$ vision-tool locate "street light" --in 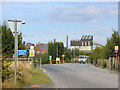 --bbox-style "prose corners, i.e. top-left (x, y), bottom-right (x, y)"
top-left (7, 19), bottom-right (25, 84)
